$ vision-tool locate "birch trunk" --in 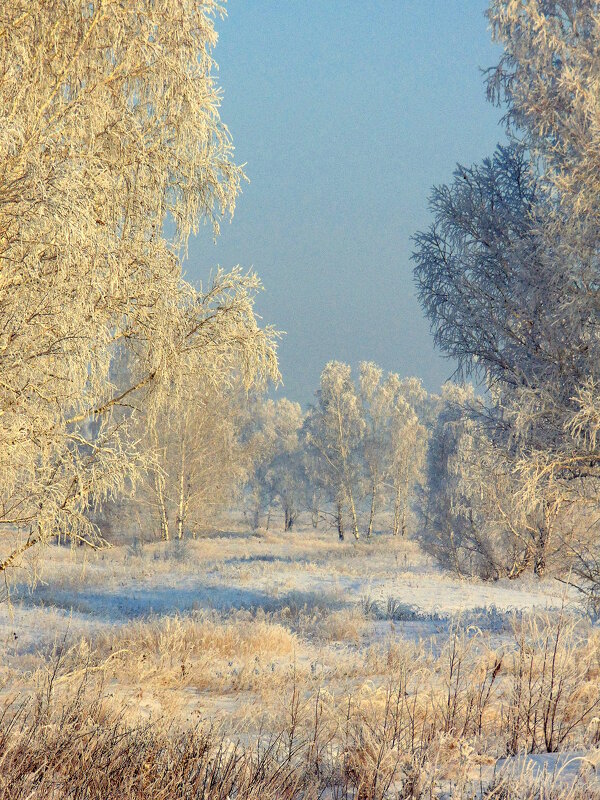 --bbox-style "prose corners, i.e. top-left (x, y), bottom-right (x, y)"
top-left (347, 489), bottom-right (360, 540)
top-left (366, 481), bottom-right (377, 538)
top-left (392, 462), bottom-right (409, 537)
top-left (154, 469), bottom-right (170, 542)
top-left (336, 499), bottom-right (345, 541)
top-left (176, 434), bottom-right (187, 540)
